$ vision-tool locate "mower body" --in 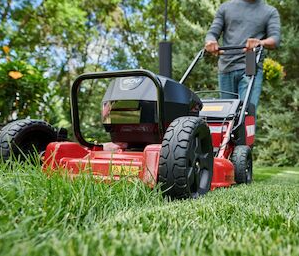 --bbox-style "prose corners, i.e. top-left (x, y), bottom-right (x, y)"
top-left (44, 72), bottom-right (207, 187)
top-left (43, 98), bottom-right (255, 190)
top-left (42, 69), bottom-right (256, 191)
